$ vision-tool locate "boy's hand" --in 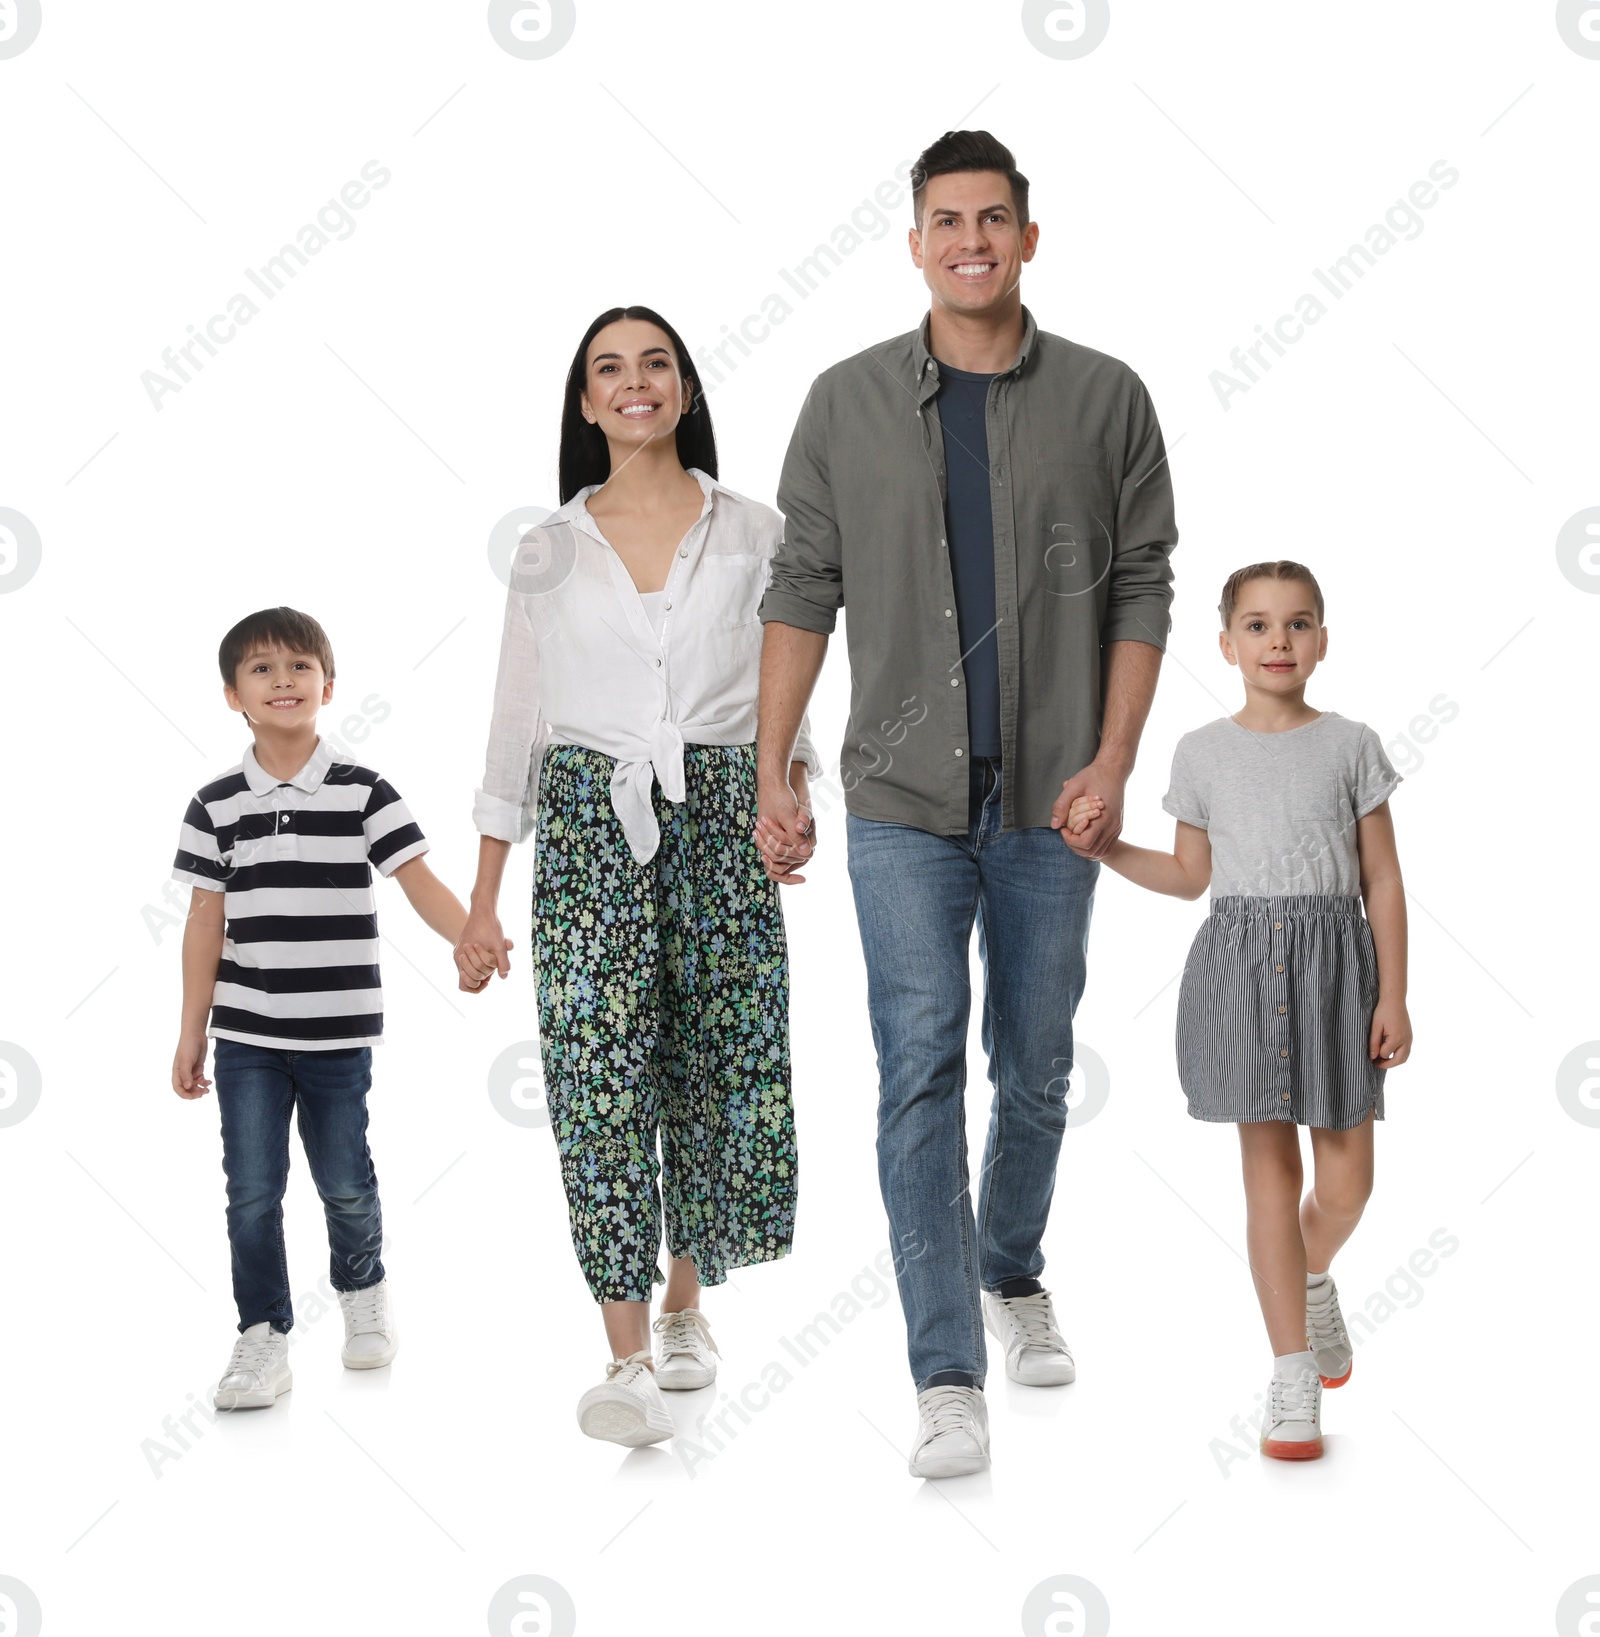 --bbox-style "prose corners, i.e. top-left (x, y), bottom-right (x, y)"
top-left (172, 1034), bottom-right (212, 1099)
top-left (1065, 795), bottom-right (1104, 835)
top-left (1370, 998), bottom-right (1412, 1069)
